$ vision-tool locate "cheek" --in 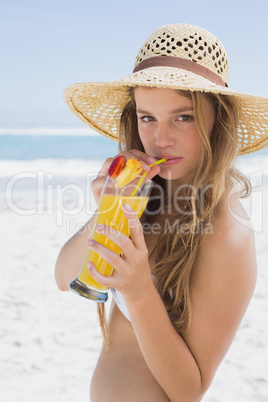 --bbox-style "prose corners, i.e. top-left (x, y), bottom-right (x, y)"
top-left (182, 131), bottom-right (202, 156)
top-left (137, 126), bottom-right (151, 150)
